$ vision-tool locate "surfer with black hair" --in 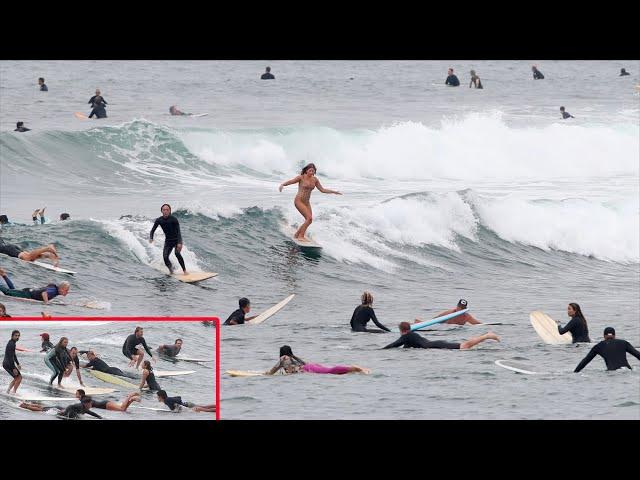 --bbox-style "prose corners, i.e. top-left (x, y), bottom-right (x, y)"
top-left (261, 66), bottom-right (275, 80)
top-left (39, 333), bottom-right (54, 352)
top-left (156, 390), bottom-right (216, 412)
top-left (560, 106), bottom-right (574, 119)
top-left (80, 350), bottom-right (137, 378)
top-left (350, 291), bottom-right (391, 333)
top-left (532, 65), bottom-right (544, 80)
top-left (619, 68), bottom-right (630, 76)
top-left (60, 213), bottom-right (70, 220)
top-left (38, 77), bottom-right (48, 91)
top-left (157, 339), bottom-right (183, 357)
top-left (3, 330), bottom-right (22, 394)
top-left (139, 360), bottom-right (162, 391)
top-left (0, 303), bottom-right (10, 318)
top-left (426, 299), bottom-right (482, 325)
top-left (279, 163), bottom-right (342, 241)
top-left (122, 326), bottom-right (155, 369)
top-left (445, 68), bottom-right (460, 86)
top-left (555, 303), bottom-right (590, 343)
top-left (266, 345), bottom-right (370, 375)
top-left (383, 322), bottom-right (499, 350)
top-left (224, 297), bottom-right (257, 325)
top-left (0, 239), bottom-right (60, 266)
top-left (169, 105), bottom-right (189, 116)
top-left (574, 327), bottom-right (640, 372)
top-left (59, 395), bottom-right (103, 419)
top-left (149, 203), bottom-right (188, 275)
top-left (0, 268), bottom-right (70, 304)
top-left (14, 122), bottom-right (30, 132)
